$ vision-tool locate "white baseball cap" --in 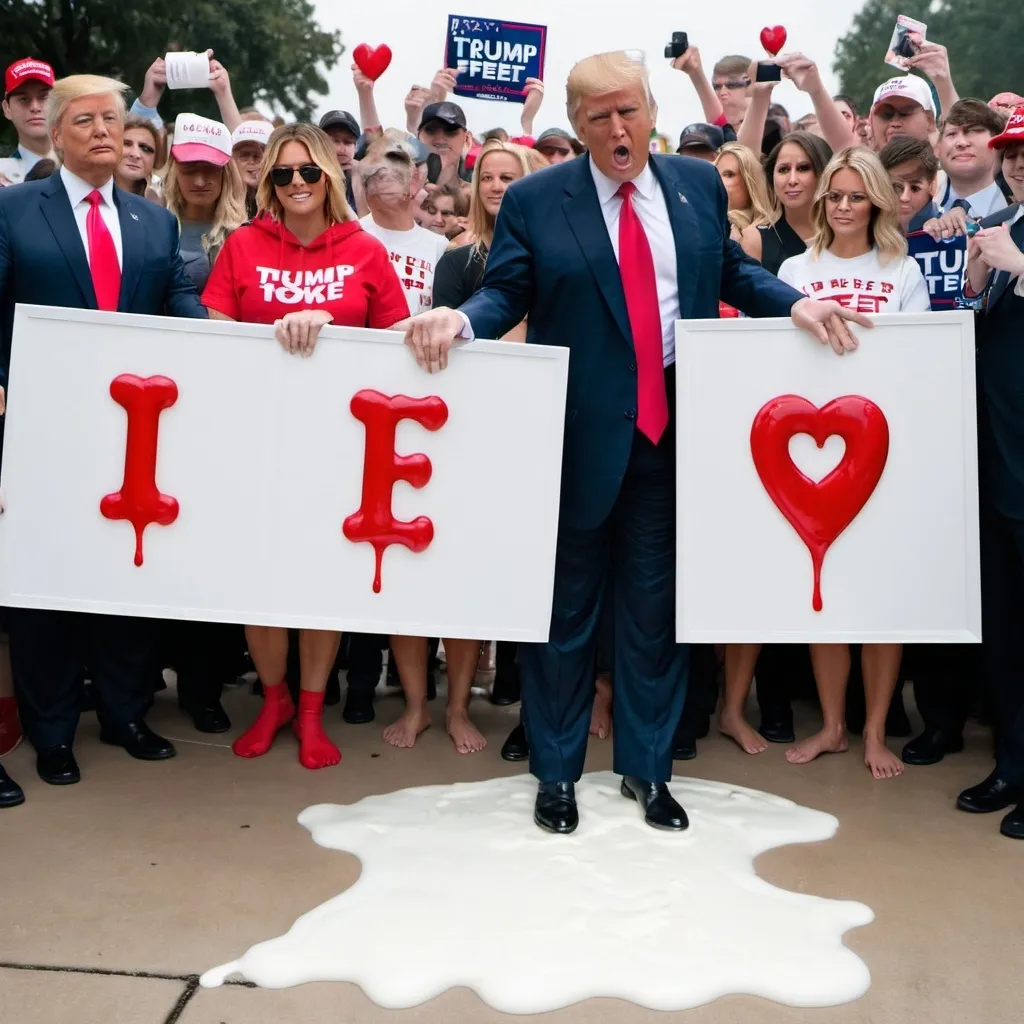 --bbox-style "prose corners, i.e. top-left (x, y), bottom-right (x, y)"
top-left (231, 120), bottom-right (274, 149)
top-left (871, 76), bottom-right (935, 115)
top-left (171, 113), bottom-right (232, 166)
